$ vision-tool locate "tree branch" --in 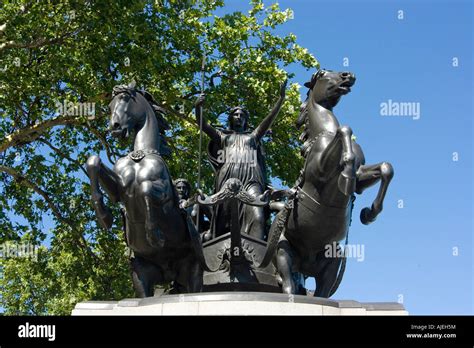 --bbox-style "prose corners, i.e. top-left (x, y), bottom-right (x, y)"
top-left (0, 30), bottom-right (79, 53)
top-left (1, 111), bottom-right (119, 168)
top-left (0, 164), bottom-right (99, 263)
top-left (38, 137), bottom-right (88, 177)
top-left (160, 103), bottom-right (195, 126)
top-left (0, 115), bottom-right (82, 154)
top-left (81, 124), bottom-right (118, 164)
top-left (0, 164), bottom-right (69, 223)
